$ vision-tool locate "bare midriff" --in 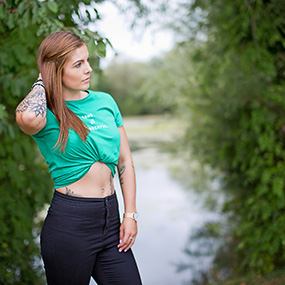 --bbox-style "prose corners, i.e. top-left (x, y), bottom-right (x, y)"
top-left (55, 161), bottom-right (115, 198)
